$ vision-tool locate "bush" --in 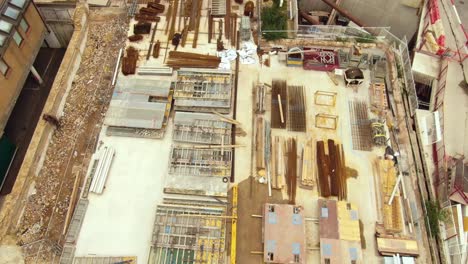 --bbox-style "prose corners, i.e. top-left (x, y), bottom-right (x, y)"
top-left (261, 1), bottom-right (288, 40)
top-left (425, 200), bottom-right (450, 238)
